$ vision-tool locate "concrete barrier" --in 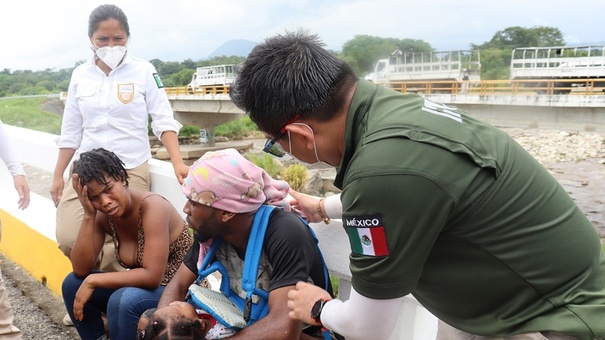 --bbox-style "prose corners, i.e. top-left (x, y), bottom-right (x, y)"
top-left (0, 124), bottom-right (438, 339)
